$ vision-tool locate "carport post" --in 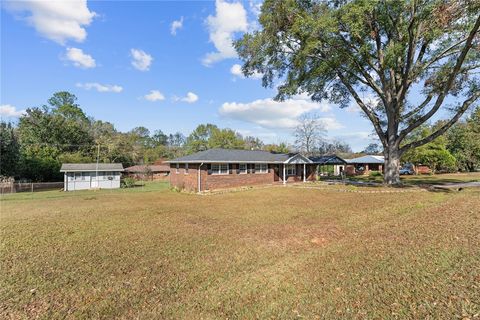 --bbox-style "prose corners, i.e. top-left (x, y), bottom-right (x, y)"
top-left (303, 164), bottom-right (306, 182)
top-left (283, 164), bottom-right (286, 185)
